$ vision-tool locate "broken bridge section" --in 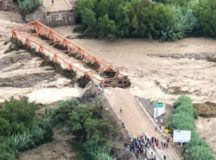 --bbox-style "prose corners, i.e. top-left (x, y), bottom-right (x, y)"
top-left (11, 20), bottom-right (130, 88)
